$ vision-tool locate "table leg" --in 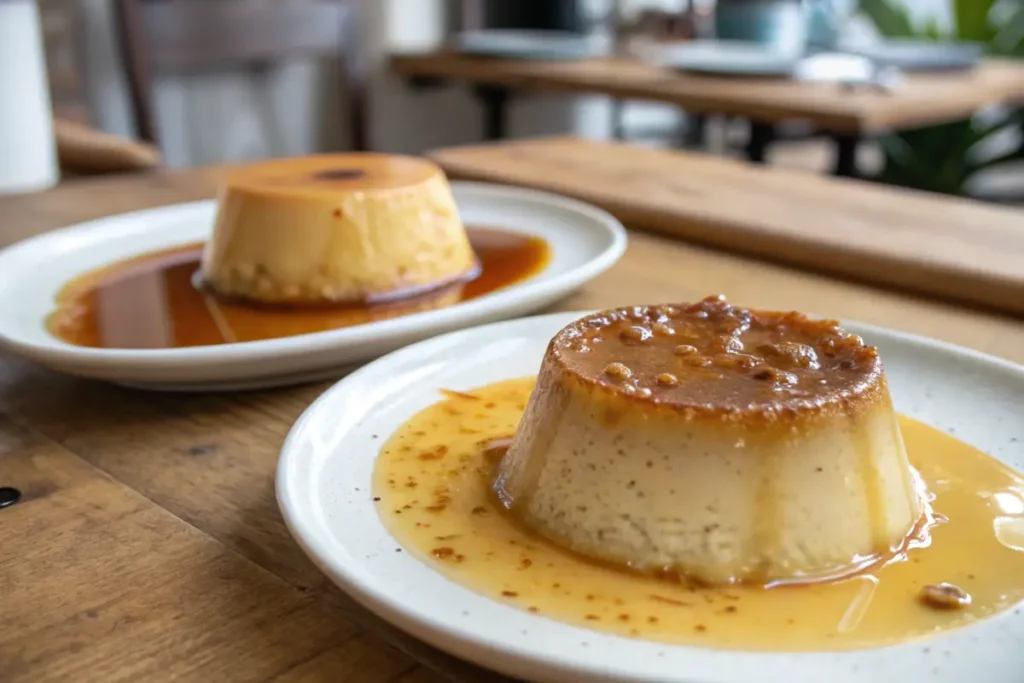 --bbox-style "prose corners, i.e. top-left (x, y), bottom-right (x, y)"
top-left (472, 85), bottom-right (511, 141)
top-left (611, 99), bottom-right (626, 141)
top-left (745, 122), bottom-right (775, 163)
top-left (681, 113), bottom-right (708, 149)
top-left (832, 134), bottom-right (860, 178)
